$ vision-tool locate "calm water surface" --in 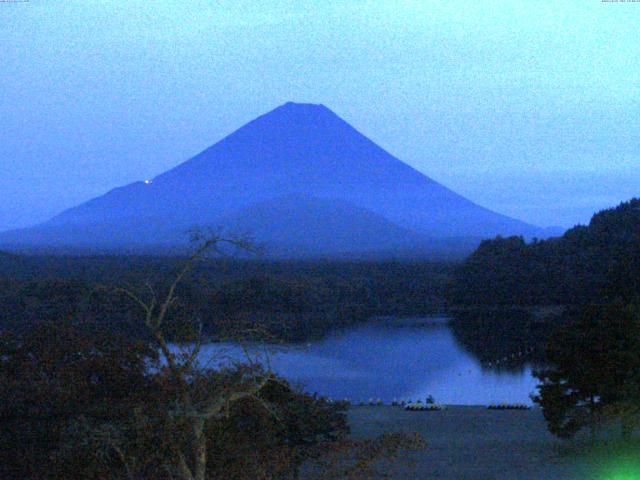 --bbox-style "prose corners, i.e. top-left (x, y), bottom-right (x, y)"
top-left (197, 317), bottom-right (539, 405)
